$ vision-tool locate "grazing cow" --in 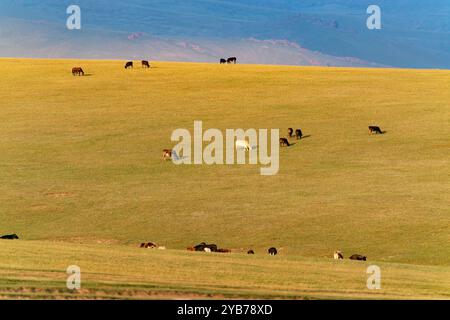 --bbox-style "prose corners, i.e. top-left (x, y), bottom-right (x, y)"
top-left (268, 247), bottom-right (278, 256)
top-left (227, 57), bottom-right (237, 64)
top-left (194, 242), bottom-right (218, 252)
top-left (236, 140), bottom-right (251, 151)
top-left (369, 126), bottom-right (383, 134)
top-left (142, 60), bottom-right (150, 68)
top-left (125, 61), bottom-right (133, 69)
top-left (349, 254), bottom-right (367, 261)
top-left (162, 149), bottom-right (172, 160)
top-left (288, 128), bottom-right (294, 138)
top-left (140, 242), bottom-right (157, 249)
top-left (295, 129), bottom-right (303, 140)
top-left (334, 251), bottom-right (344, 260)
top-left (247, 250), bottom-right (255, 255)
top-left (220, 59), bottom-right (227, 64)
top-left (0, 234), bottom-right (19, 240)
top-left (72, 67), bottom-right (84, 76)
top-left (279, 138), bottom-right (290, 147)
